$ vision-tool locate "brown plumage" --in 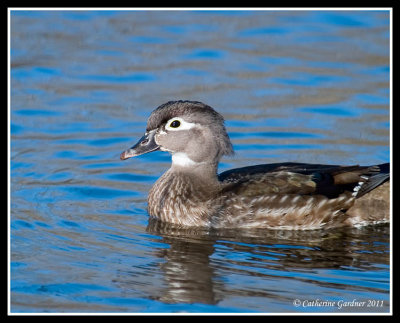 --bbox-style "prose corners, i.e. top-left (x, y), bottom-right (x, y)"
top-left (121, 100), bottom-right (390, 230)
